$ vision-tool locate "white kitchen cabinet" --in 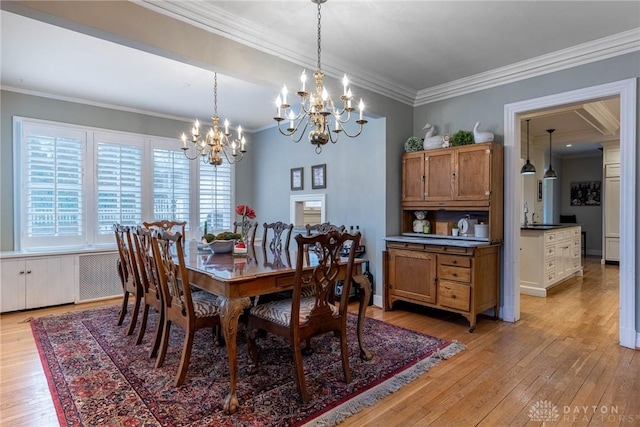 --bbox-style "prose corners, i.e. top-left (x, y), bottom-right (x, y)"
top-left (520, 226), bottom-right (583, 297)
top-left (602, 142), bottom-right (620, 262)
top-left (1, 256), bottom-right (76, 312)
